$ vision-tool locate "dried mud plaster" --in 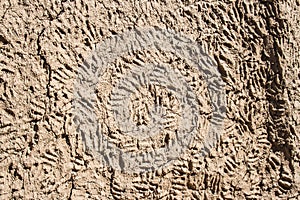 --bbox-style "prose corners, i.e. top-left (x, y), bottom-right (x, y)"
top-left (0, 0), bottom-right (299, 199)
